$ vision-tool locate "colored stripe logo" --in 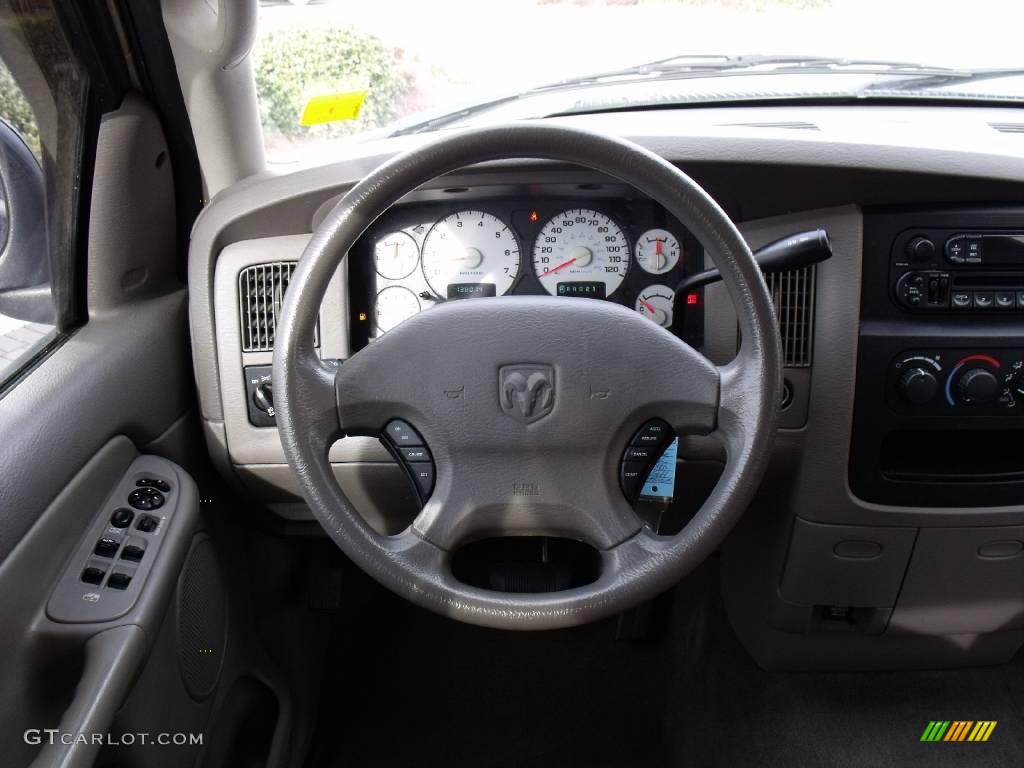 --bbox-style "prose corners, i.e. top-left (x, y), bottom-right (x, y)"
top-left (921, 721), bottom-right (997, 742)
